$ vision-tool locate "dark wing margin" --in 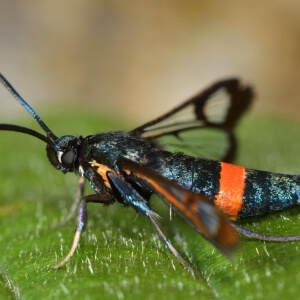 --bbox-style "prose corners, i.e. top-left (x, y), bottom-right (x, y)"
top-left (130, 78), bottom-right (253, 162)
top-left (119, 160), bottom-right (239, 257)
